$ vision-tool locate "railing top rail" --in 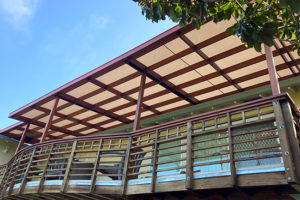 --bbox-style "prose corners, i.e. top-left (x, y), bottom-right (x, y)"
top-left (0, 93), bottom-right (296, 169)
top-left (131, 93), bottom-right (291, 136)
